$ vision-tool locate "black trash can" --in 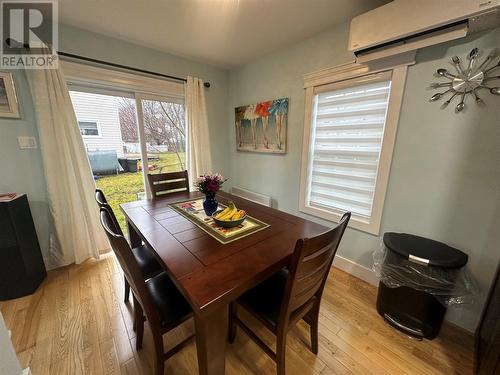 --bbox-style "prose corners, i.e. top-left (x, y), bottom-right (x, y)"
top-left (376, 232), bottom-right (468, 340)
top-left (125, 158), bottom-right (139, 173)
top-left (118, 158), bottom-right (129, 172)
top-left (118, 158), bottom-right (139, 173)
